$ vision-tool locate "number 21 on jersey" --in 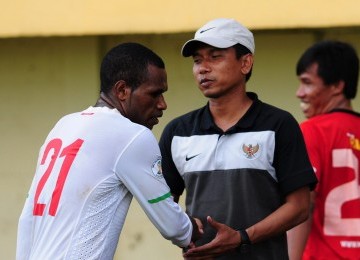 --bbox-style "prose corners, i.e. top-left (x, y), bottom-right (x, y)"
top-left (33, 138), bottom-right (84, 217)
